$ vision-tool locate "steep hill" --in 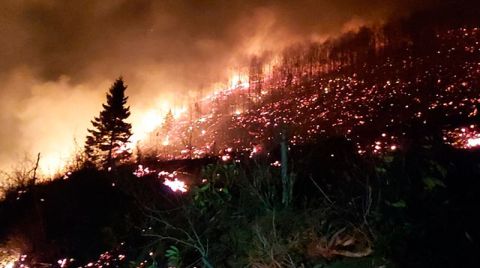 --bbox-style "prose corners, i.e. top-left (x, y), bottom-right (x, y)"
top-left (140, 18), bottom-right (480, 162)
